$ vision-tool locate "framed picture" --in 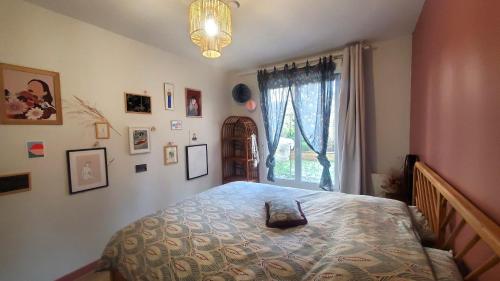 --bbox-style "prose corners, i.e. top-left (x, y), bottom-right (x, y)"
top-left (125, 93), bottom-right (151, 114)
top-left (95, 122), bottom-right (110, 139)
top-left (27, 141), bottom-right (45, 158)
top-left (186, 144), bottom-right (208, 180)
top-left (170, 120), bottom-right (182, 130)
top-left (66, 148), bottom-right (108, 194)
top-left (164, 145), bottom-right (178, 165)
top-left (185, 88), bottom-right (202, 117)
top-left (0, 172), bottom-right (31, 196)
top-left (164, 83), bottom-right (174, 110)
top-left (129, 127), bottom-right (151, 154)
top-left (0, 63), bottom-right (62, 125)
